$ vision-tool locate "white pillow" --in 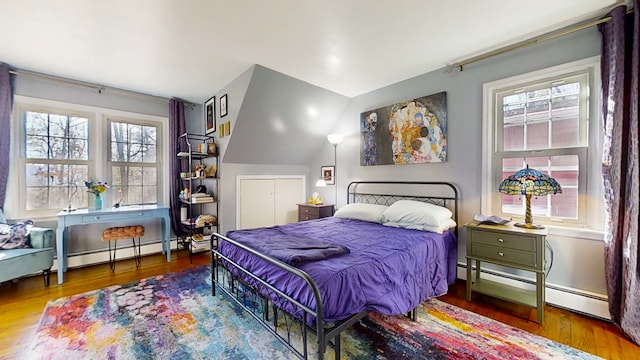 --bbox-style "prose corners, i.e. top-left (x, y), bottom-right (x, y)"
top-left (382, 200), bottom-right (453, 228)
top-left (334, 203), bottom-right (389, 223)
top-left (384, 218), bottom-right (457, 234)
